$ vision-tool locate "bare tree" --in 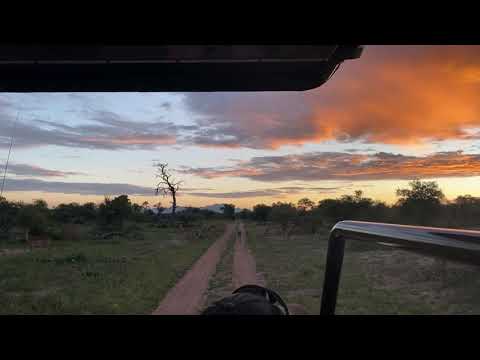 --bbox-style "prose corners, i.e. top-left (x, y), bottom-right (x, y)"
top-left (154, 163), bottom-right (182, 216)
